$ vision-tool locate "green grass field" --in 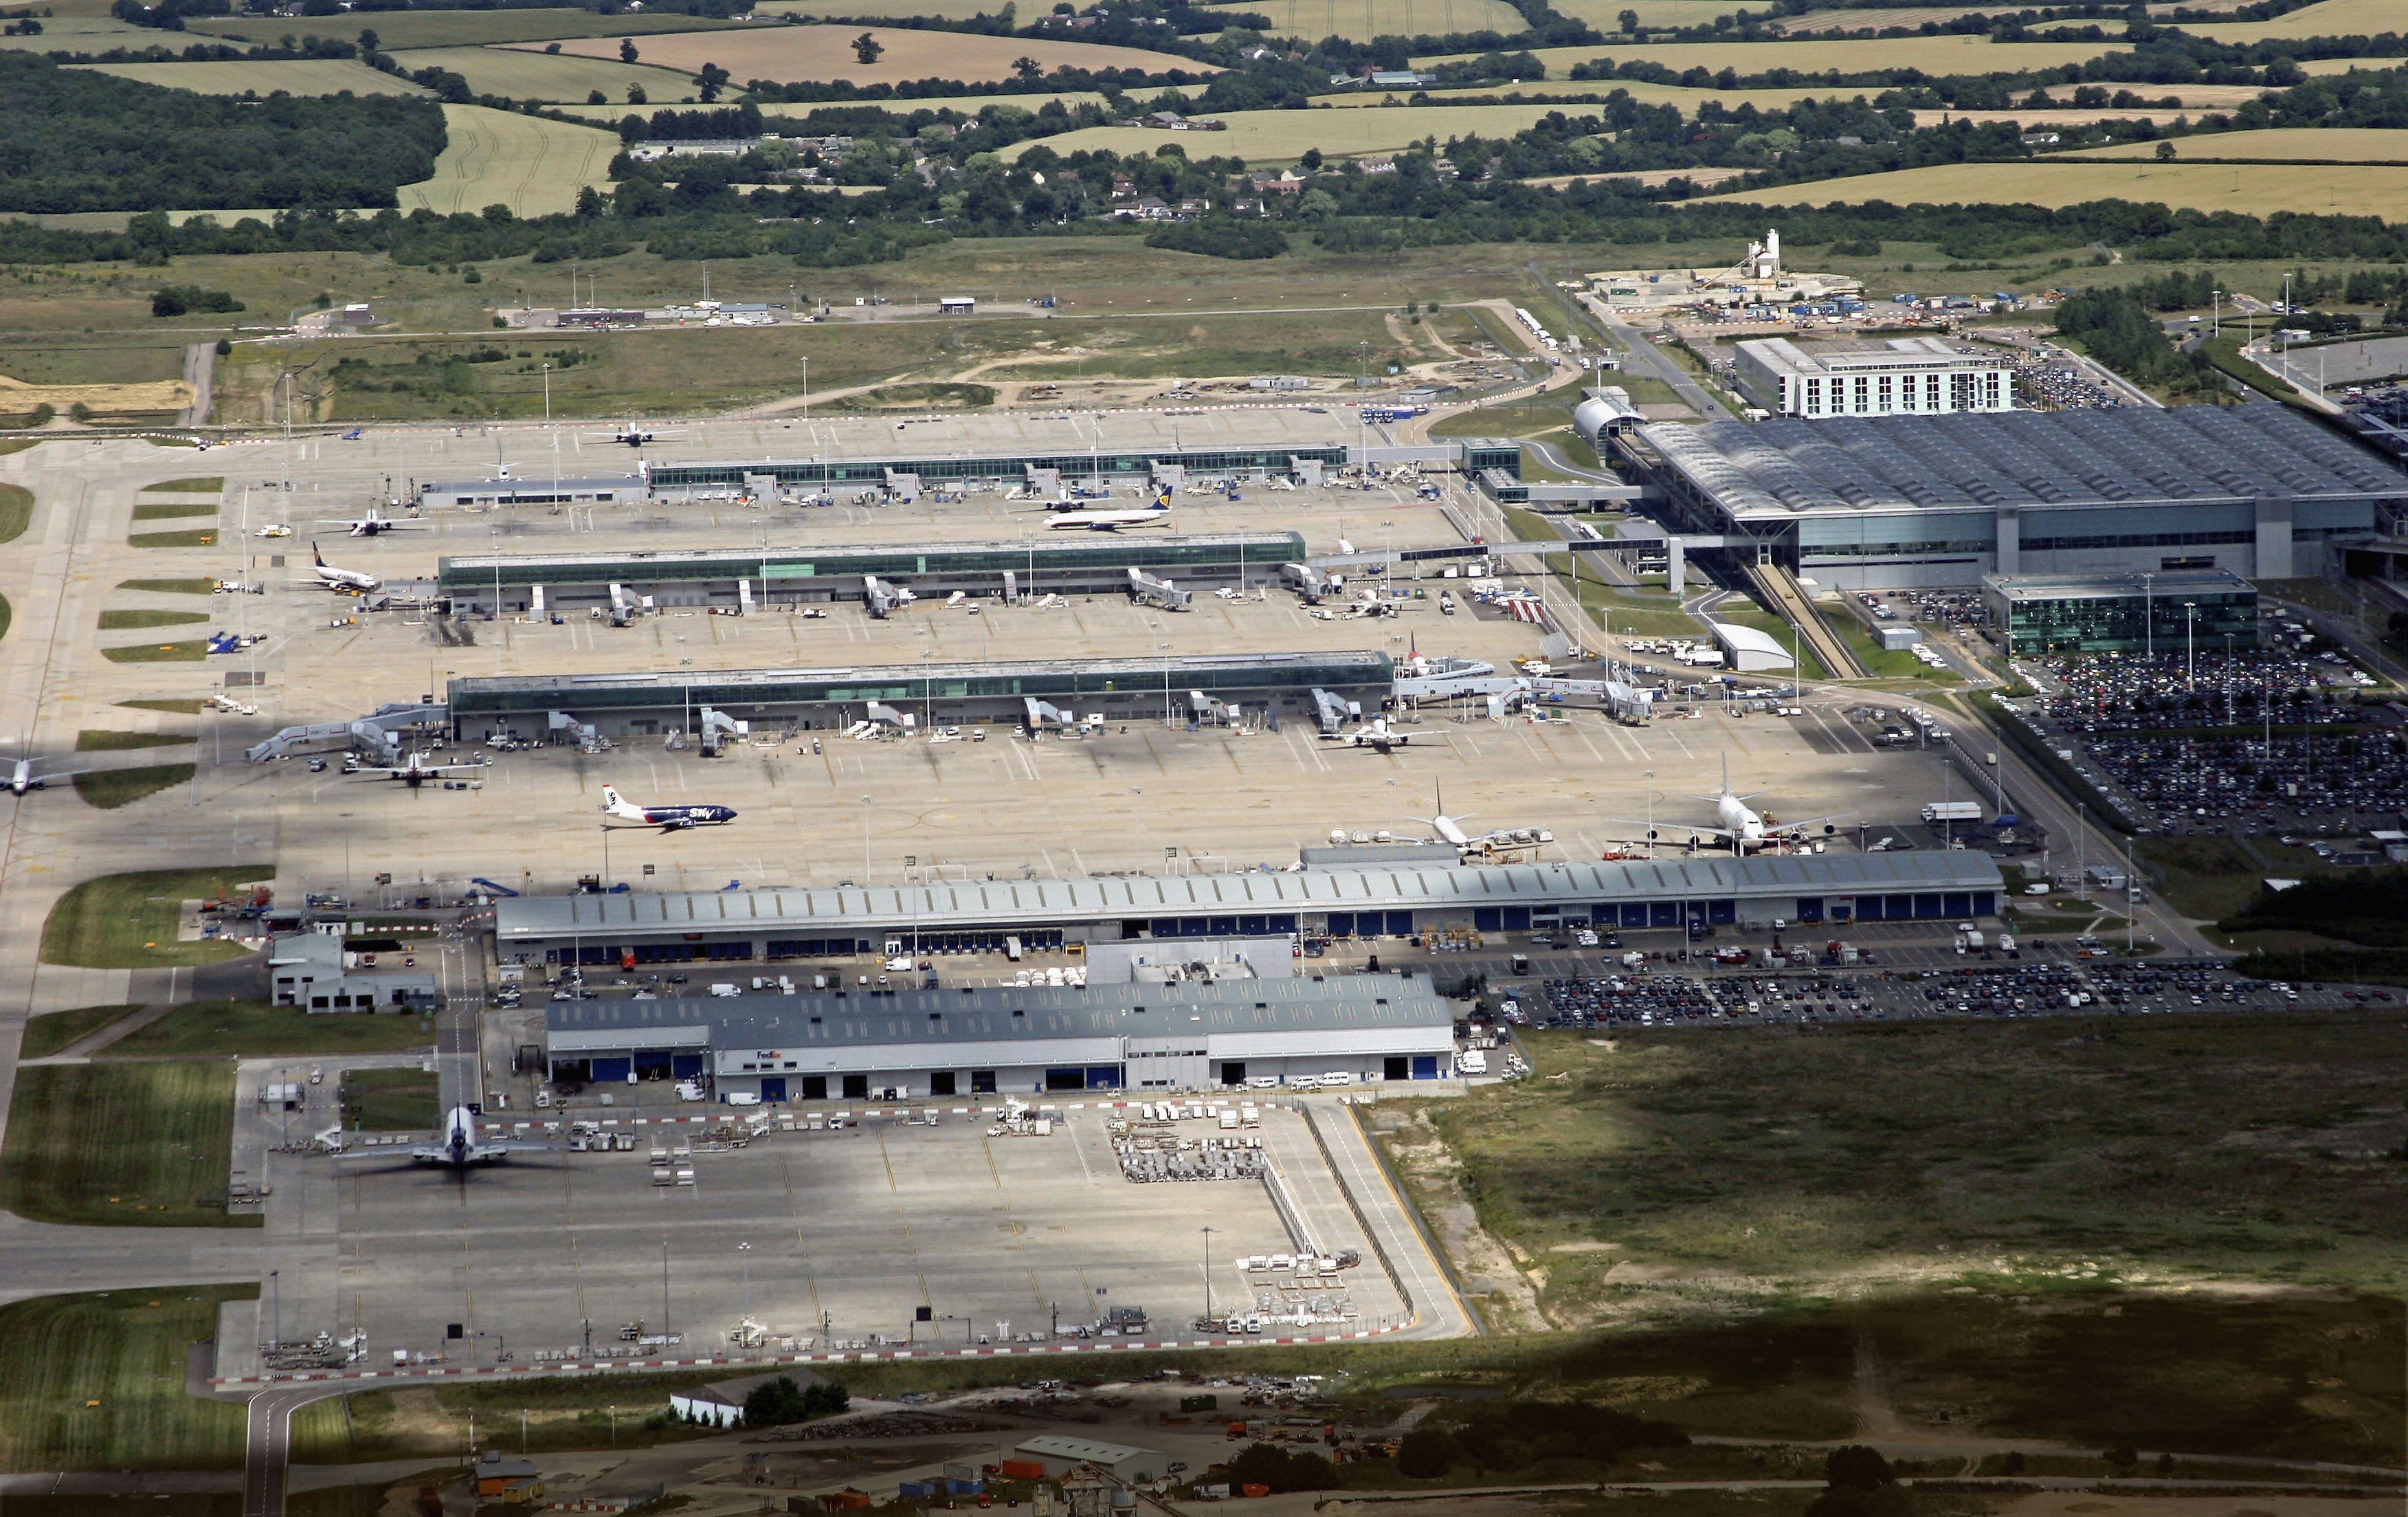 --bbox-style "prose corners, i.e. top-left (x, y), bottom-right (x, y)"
top-left (72, 764), bottom-right (196, 810)
top-left (0, 1287), bottom-right (256, 1472)
top-left (40, 865), bottom-right (271, 968)
top-left (340, 1067), bottom-right (441, 1131)
top-left (76, 728), bottom-right (195, 750)
top-left (126, 530), bottom-right (217, 550)
top-left (71, 58), bottom-right (426, 95)
top-left (0, 1062), bottom-right (254, 1227)
top-left (104, 1001), bottom-right (436, 1061)
top-left (0, 482), bottom-right (31, 542)
top-left (96, 608), bottom-right (209, 630)
top-left (192, 6), bottom-right (757, 48)
top-left (1708, 161), bottom-right (2408, 220)
top-left (397, 104), bottom-right (620, 219)
top-left (0, 590), bottom-right (11, 645)
top-left (115, 579), bottom-right (217, 595)
top-left (100, 641), bottom-right (209, 663)
top-left (386, 46), bottom-right (693, 105)
top-left (144, 476), bottom-right (223, 492)
top-left (16, 1004), bottom-right (140, 1061)
top-left (118, 696), bottom-right (210, 712)
top-left (129, 502), bottom-right (216, 522)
